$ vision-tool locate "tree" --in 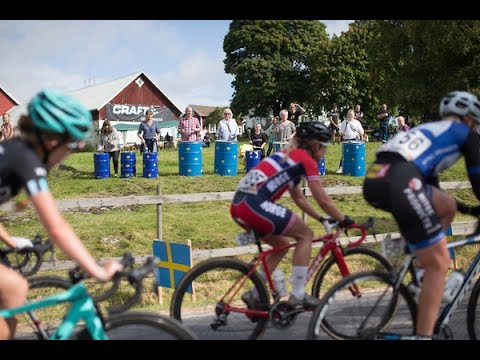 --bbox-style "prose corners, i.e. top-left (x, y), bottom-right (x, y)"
top-left (204, 107), bottom-right (226, 127)
top-left (223, 20), bottom-right (329, 118)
